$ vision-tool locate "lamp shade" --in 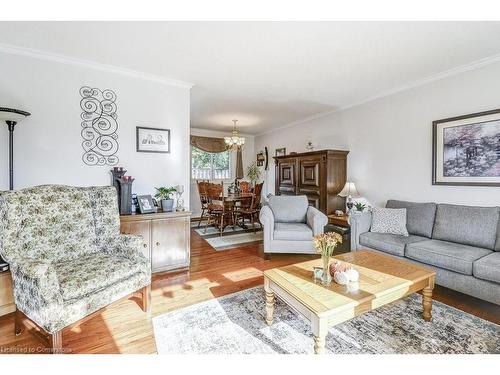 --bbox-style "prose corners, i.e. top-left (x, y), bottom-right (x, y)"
top-left (0, 107), bottom-right (31, 123)
top-left (338, 181), bottom-right (359, 198)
